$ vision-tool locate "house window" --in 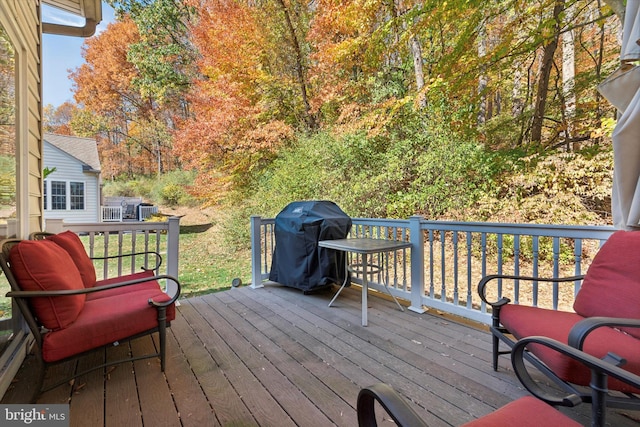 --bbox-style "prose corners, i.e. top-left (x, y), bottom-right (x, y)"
top-left (46, 180), bottom-right (86, 210)
top-left (50, 181), bottom-right (66, 210)
top-left (70, 182), bottom-right (84, 210)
